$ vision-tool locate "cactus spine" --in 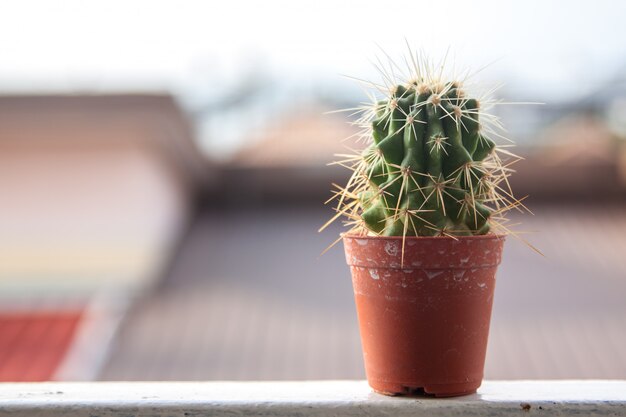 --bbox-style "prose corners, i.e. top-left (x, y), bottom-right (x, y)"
top-left (325, 51), bottom-right (522, 239)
